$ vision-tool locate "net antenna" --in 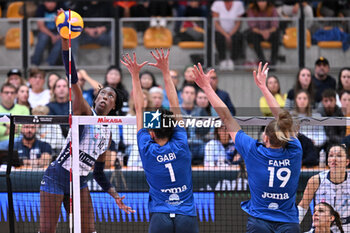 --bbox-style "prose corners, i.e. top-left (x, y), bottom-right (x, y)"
top-left (67, 9), bottom-right (76, 233)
